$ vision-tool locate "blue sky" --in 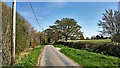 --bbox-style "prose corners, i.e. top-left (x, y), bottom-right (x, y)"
top-left (6, 2), bottom-right (118, 38)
